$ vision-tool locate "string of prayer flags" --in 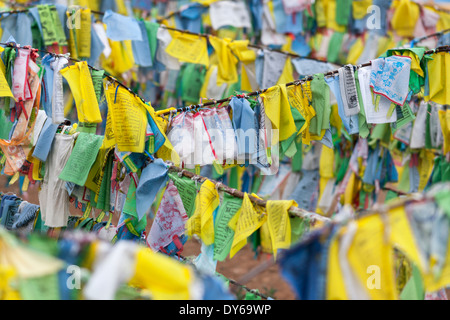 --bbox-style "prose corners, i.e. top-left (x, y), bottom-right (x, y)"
top-left (2, 5), bottom-right (450, 300)
top-left (0, 221), bottom-right (236, 300)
